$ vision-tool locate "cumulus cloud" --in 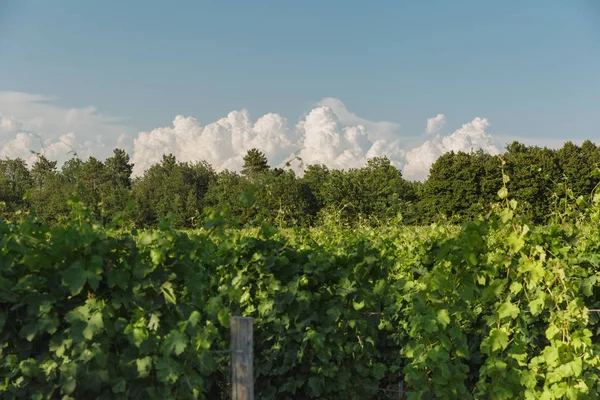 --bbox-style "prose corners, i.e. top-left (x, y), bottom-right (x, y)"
top-left (402, 117), bottom-right (500, 181)
top-left (131, 110), bottom-right (299, 176)
top-left (0, 91), bottom-right (129, 165)
top-left (1, 90), bottom-right (507, 181)
top-left (426, 114), bottom-right (446, 136)
top-left (0, 132), bottom-right (78, 166)
top-left (316, 97), bottom-right (400, 141)
top-left (296, 107), bottom-right (372, 170)
top-left (131, 104), bottom-right (408, 176)
top-left (131, 104), bottom-right (499, 181)
top-left (0, 115), bottom-right (22, 134)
